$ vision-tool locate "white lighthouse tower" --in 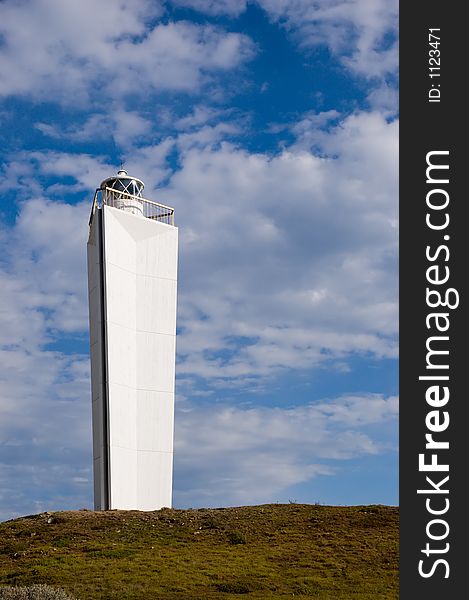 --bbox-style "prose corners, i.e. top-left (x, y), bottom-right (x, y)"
top-left (87, 170), bottom-right (178, 510)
